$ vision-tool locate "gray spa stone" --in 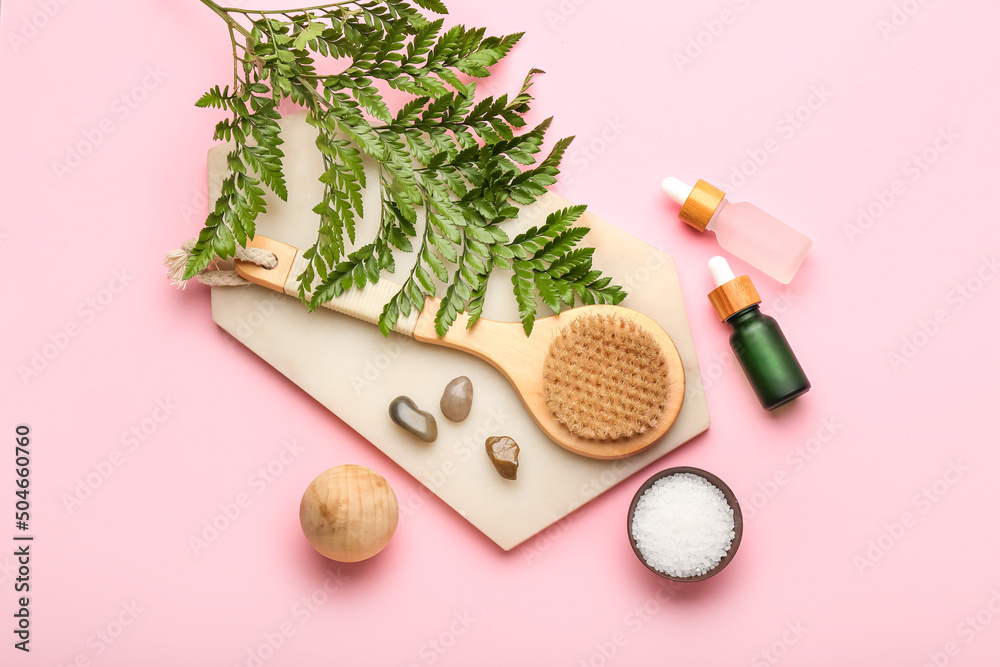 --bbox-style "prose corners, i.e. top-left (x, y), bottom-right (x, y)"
top-left (389, 396), bottom-right (437, 442)
top-left (440, 376), bottom-right (473, 422)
